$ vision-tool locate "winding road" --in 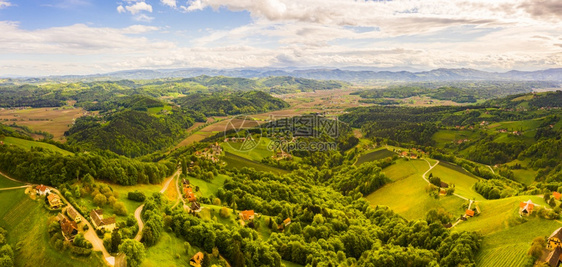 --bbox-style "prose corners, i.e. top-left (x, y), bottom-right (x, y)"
top-left (133, 169), bottom-right (180, 242)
